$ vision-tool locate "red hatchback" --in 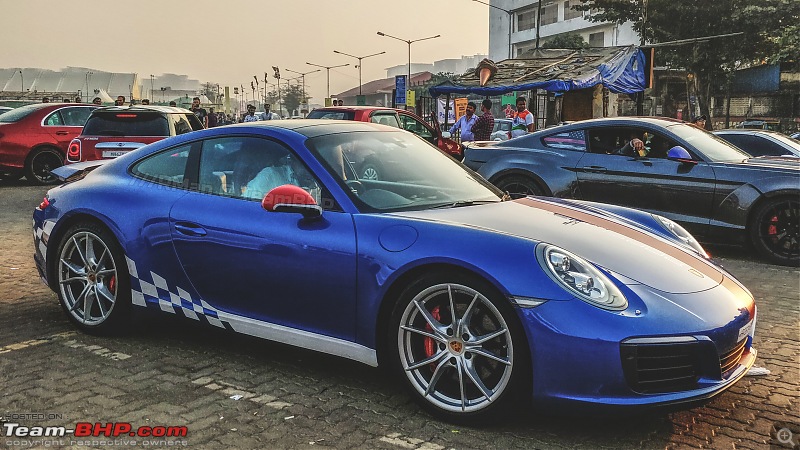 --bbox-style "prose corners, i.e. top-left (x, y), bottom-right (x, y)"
top-left (67, 106), bottom-right (204, 164)
top-left (306, 106), bottom-right (462, 158)
top-left (0, 103), bottom-right (98, 184)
